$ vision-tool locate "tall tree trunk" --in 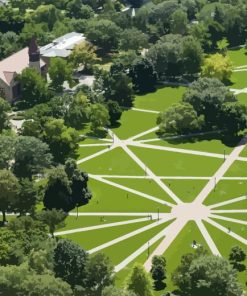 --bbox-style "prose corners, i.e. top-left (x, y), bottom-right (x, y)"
top-left (2, 211), bottom-right (6, 224)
